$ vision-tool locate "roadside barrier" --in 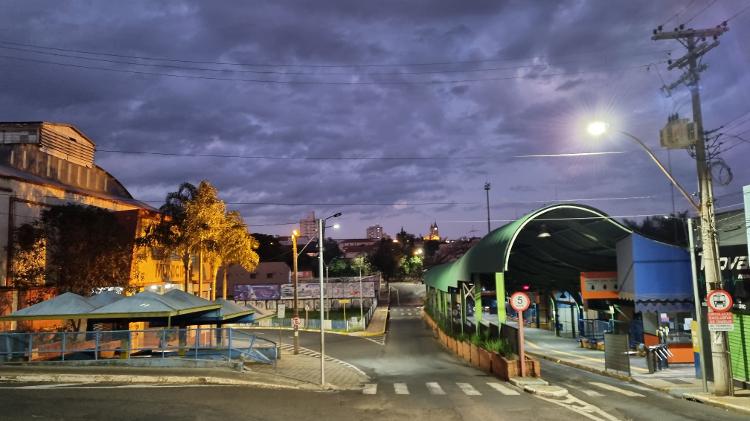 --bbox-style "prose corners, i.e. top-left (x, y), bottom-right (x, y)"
top-left (0, 327), bottom-right (276, 366)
